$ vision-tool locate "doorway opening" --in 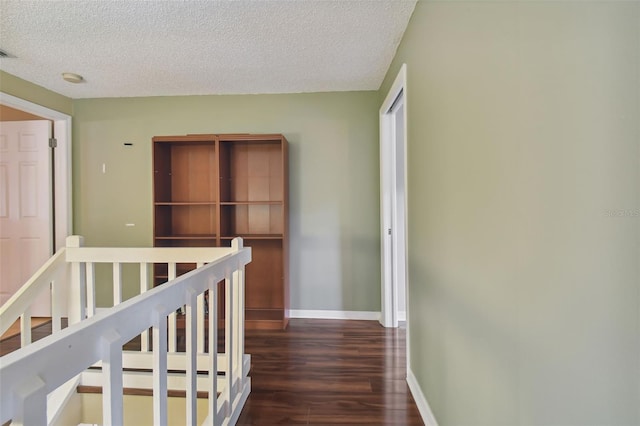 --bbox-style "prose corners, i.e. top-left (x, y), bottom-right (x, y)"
top-left (0, 92), bottom-right (72, 315)
top-left (379, 64), bottom-right (408, 330)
